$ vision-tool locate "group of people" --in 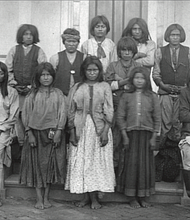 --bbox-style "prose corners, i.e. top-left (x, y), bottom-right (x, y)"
top-left (0, 14), bottom-right (190, 210)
